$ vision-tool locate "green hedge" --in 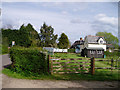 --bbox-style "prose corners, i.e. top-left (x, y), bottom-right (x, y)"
top-left (104, 51), bottom-right (120, 57)
top-left (9, 46), bottom-right (48, 76)
top-left (2, 45), bottom-right (8, 54)
top-left (68, 49), bottom-right (75, 53)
